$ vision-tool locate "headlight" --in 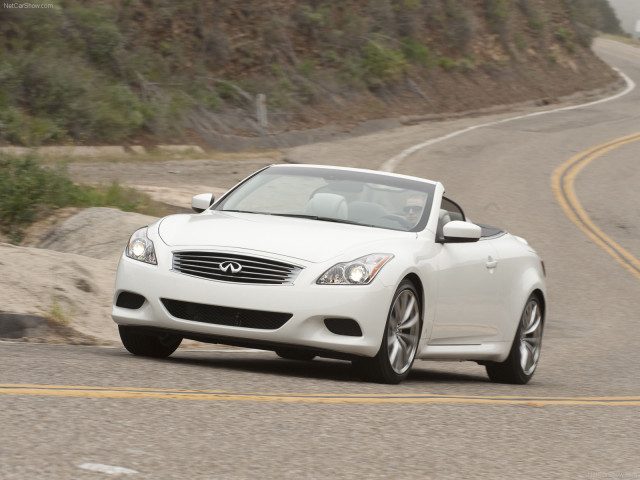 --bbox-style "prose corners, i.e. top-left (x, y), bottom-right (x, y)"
top-left (126, 227), bottom-right (157, 265)
top-left (317, 254), bottom-right (393, 285)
